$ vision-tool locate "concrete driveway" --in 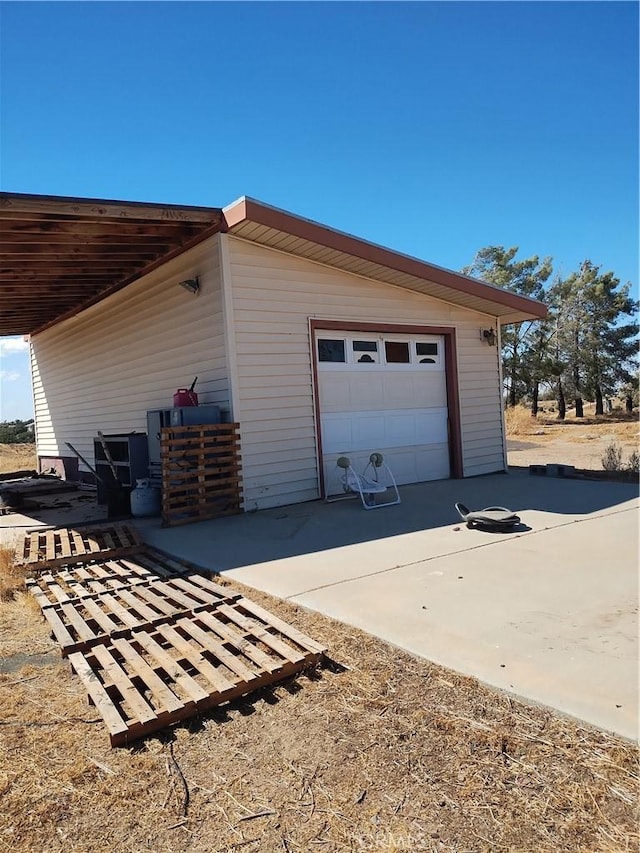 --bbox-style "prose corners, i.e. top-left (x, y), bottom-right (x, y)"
top-left (136, 470), bottom-right (639, 740)
top-left (5, 470), bottom-right (638, 739)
